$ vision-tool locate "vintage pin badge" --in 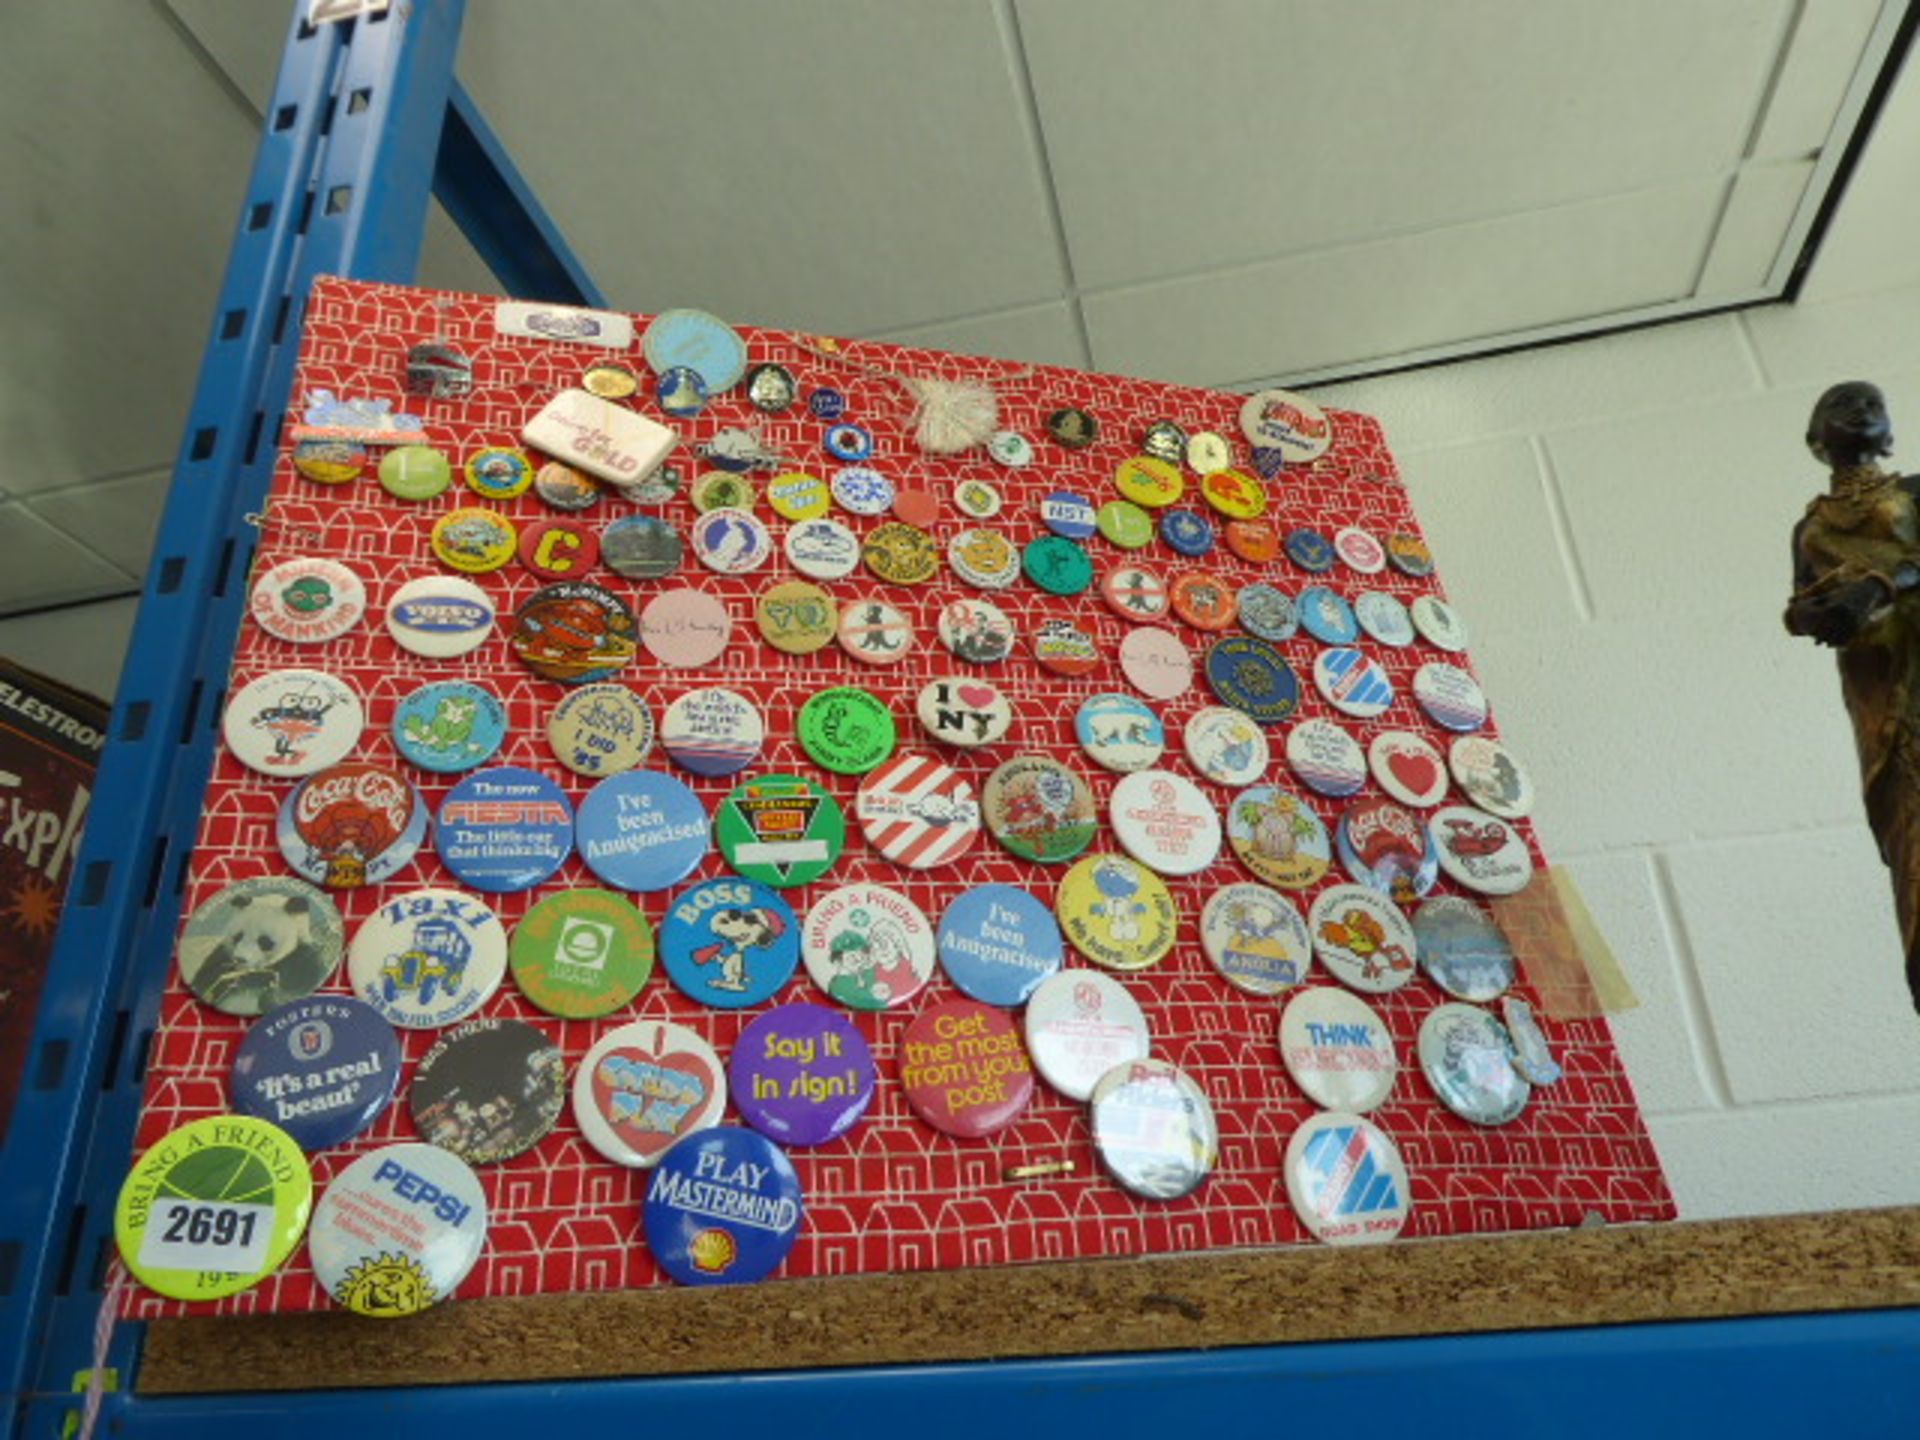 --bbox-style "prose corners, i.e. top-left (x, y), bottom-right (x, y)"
top-left (1279, 986), bottom-right (1396, 1112)
top-left (1055, 853), bottom-right (1179, 972)
top-left (251, 557), bottom-right (366, 644)
top-left (856, 753), bottom-right (982, 869)
top-left (1284, 1112), bottom-right (1411, 1245)
top-left (410, 1018), bottom-right (567, 1165)
top-left (574, 1020), bottom-right (727, 1167)
top-left (730, 1004), bottom-right (877, 1145)
top-left (1201, 882), bottom-right (1312, 995)
top-left (435, 766), bottom-right (574, 893)
top-left (222, 668), bottom-right (363, 777)
top-left (178, 877), bottom-right (343, 1017)
top-left (308, 1142), bottom-right (486, 1315)
top-left (801, 883), bottom-right (936, 1010)
top-left (643, 1127), bottom-right (803, 1286)
top-left (714, 774), bottom-right (846, 889)
top-left (1419, 1003), bottom-right (1531, 1126)
top-left (1023, 968), bottom-right (1150, 1101)
top-left (1413, 894), bottom-right (1515, 1003)
top-left (510, 888), bottom-right (656, 1019)
top-left (576, 770), bottom-right (711, 892)
top-left (982, 754), bottom-right (1098, 864)
top-left (1227, 784), bottom-right (1331, 889)
top-left (547, 683), bottom-right (655, 778)
top-left (346, 888), bottom-right (508, 1029)
top-left (393, 680), bottom-right (507, 774)
top-left (231, 995), bottom-right (401, 1150)
top-left (660, 876), bottom-right (801, 1008)
top-left (276, 763), bottom-right (428, 890)
top-left (901, 1001), bottom-right (1035, 1137)
top-left (1307, 884), bottom-right (1419, 995)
